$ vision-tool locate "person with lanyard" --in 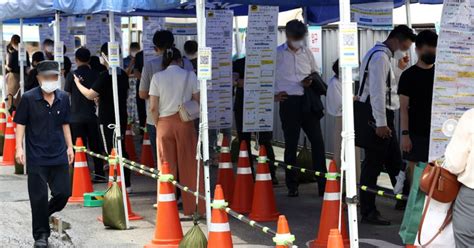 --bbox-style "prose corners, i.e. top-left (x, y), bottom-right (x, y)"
top-left (357, 25), bottom-right (416, 225)
top-left (73, 43), bottom-right (131, 192)
top-left (14, 60), bottom-right (74, 248)
top-left (64, 47), bottom-right (105, 182)
top-left (275, 20), bottom-right (327, 197)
